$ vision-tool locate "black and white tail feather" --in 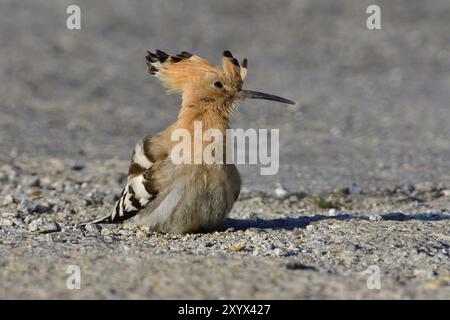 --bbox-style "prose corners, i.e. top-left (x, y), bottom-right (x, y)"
top-left (77, 138), bottom-right (158, 228)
